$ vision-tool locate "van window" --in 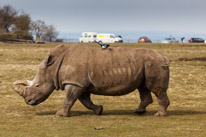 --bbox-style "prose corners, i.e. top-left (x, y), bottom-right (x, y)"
top-left (93, 35), bottom-right (97, 38)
